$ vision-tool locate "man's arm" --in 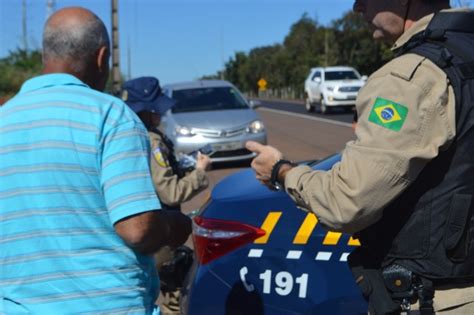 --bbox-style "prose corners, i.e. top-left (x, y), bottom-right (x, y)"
top-left (100, 115), bottom-right (190, 255)
top-left (247, 54), bottom-right (455, 233)
top-left (114, 210), bottom-right (192, 255)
